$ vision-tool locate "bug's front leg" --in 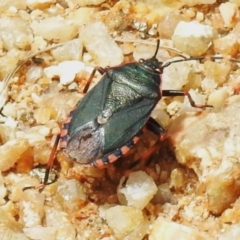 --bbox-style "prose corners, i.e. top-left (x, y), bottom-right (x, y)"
top-left (83, 66), bottom-right (110, 93)
top-left (162, 90), bottom-right (213, 108)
